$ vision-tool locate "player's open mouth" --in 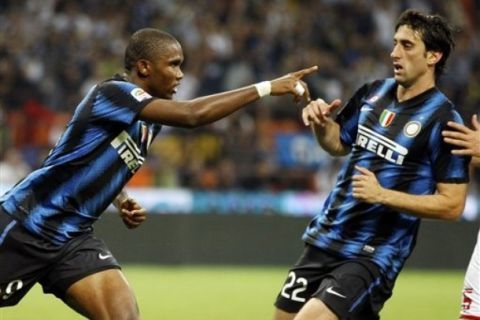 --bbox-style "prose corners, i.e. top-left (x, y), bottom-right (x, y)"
top-left (393, 63), bottom-right (403, 73)
top-left (172, 85), bottom-right (179, 94)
